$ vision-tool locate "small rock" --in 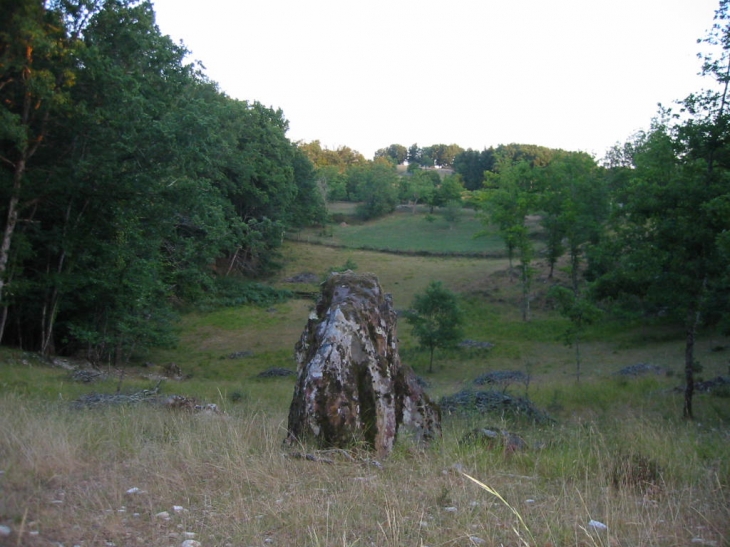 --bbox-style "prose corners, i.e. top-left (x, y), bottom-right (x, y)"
top-left (180, 541), bottom-right (202, 547)
top-left (588, 519), bottom-right (607, 530)
top-left (126, 487), bottom-right (144, 494)
top-left (469, 537), bottom-right (486, 545)
top-left (183, 532), bottom-right (197, 539)
top-left (443, 506), bottom-right (458, 513)
top-left (173, 505), bottom-right (185, 513)
top-left (156, 511), bottom-right (171, 520)
top-left (0, 525), bottom-right (11, 537)
top-left (692, 539), bottom-right (718, 546)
